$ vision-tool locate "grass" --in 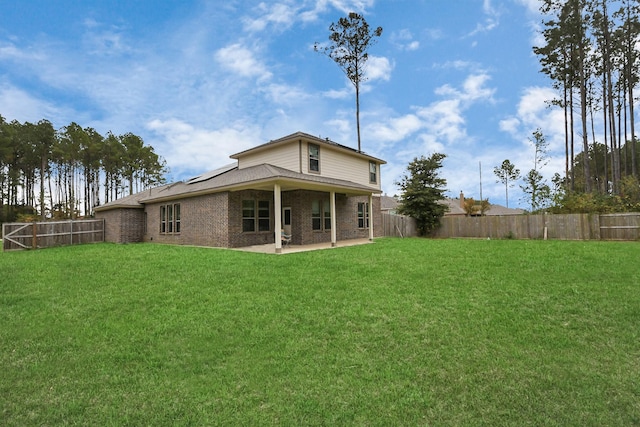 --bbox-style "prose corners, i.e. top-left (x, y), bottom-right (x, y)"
top-left (1, 238), bottom-right (639, 426)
